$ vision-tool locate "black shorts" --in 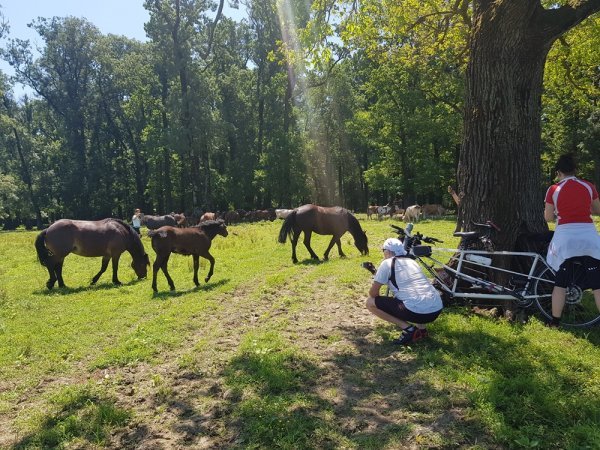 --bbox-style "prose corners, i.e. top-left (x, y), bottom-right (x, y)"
top-left (554, 256), bottom-right (600, 290)
top-left (374, 296), bottom-right (442, 324)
